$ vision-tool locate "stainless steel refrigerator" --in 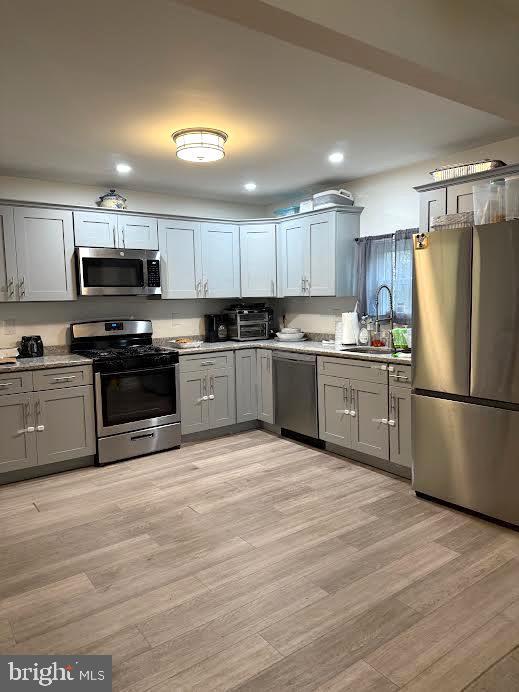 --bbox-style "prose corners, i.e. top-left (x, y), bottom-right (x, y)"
top-left (412, 220), bottom-right (519, 526)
